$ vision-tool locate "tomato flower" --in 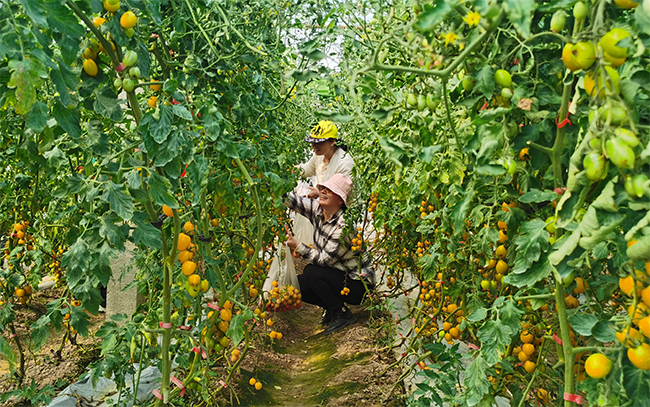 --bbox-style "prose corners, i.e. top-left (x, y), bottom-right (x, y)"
top-left (463, 11), bottom-right (481, 27)
top-left (442, 32), bottom-right (458, 46)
